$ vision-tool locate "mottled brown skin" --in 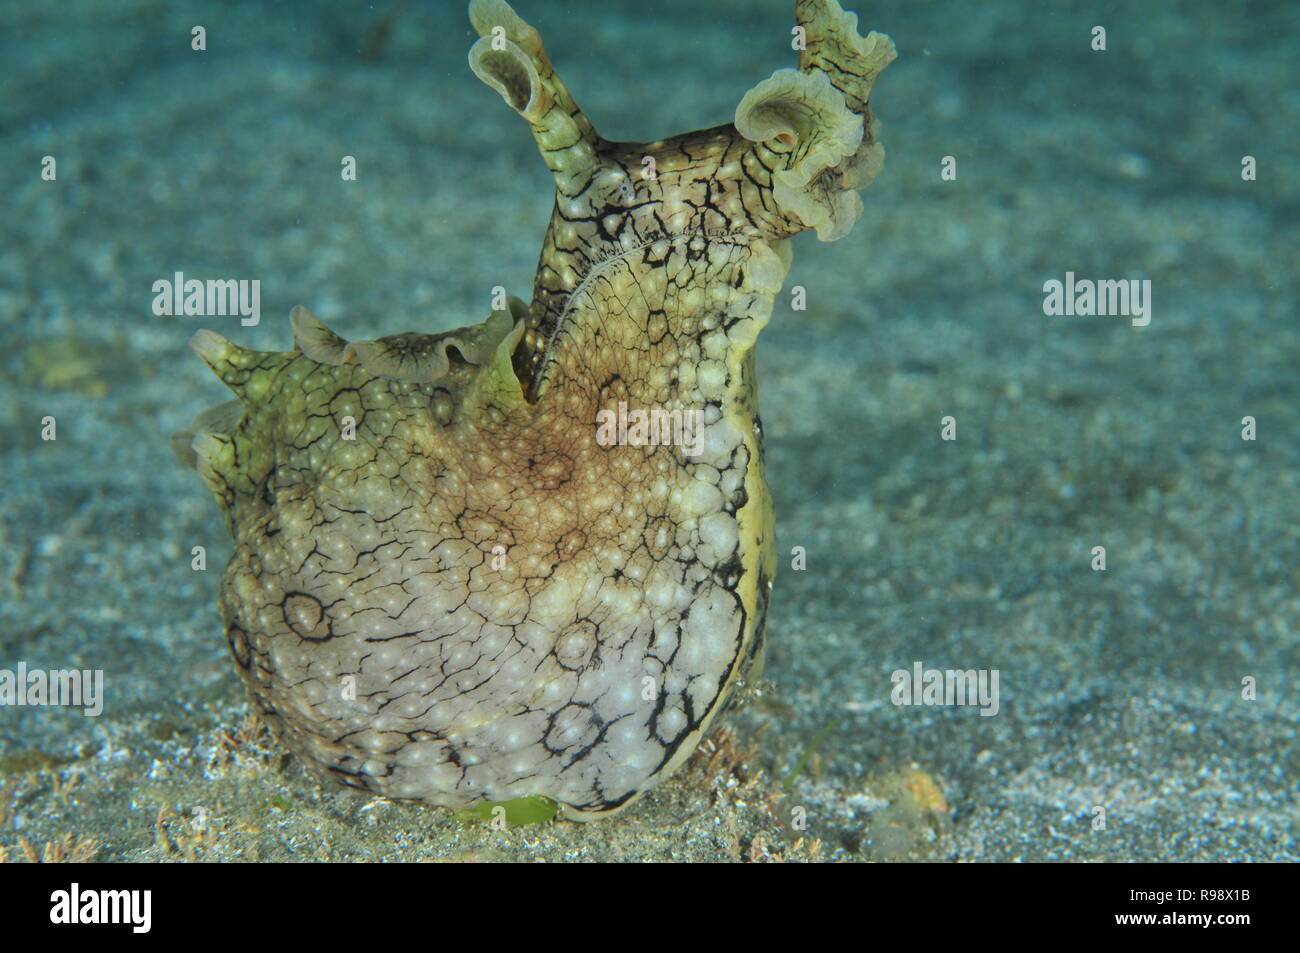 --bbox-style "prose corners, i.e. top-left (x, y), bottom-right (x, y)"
top-left (176, 0), bottom-right (894, 818)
